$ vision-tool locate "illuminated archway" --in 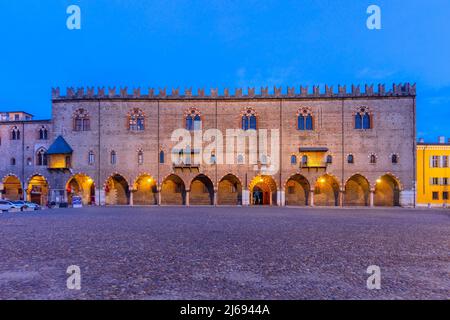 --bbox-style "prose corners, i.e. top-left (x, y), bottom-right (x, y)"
top-left (2, 175), bottom-right (23, 201)
top-left (218, 174), bottom-right (243, 205)
top-left (375, 174), bottom-right (401, 207)
top-left (285, 174), bottom-right (310, 206)
top-left (161, 174), bottom-right (186, 205)
top-left (26, 175), bottom-right (49, 205)
top-left (190, 174), bottom-right (214, 205)
top-left (344, 174), bottom-right (370, 206)
top-left (105, 174), bottom-right (130, 205)
top-left (314, 174), bottom-right (340, 207)
top-left (249, 175), bottom-right (277, 206)
top-left (66, 174), bottom-right (95, 206)
top-left (133, 174), bottom-right (157, 205)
